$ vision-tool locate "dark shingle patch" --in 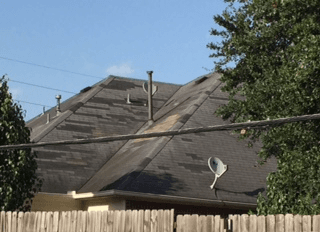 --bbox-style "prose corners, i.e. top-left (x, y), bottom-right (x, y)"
top-left (87, 97), bottom-right (124, 106)
top-left (185, 153), bottom-right (204, 161)
top-left (73, 112), bottom-right (104, 119)
top-left (81, 105), bottom-right (111, 111)
top-left (179, 114), bottom-right (192, 124)
top-left (56, 124), bottom-right (93, 134)
top-left (64, 119), bottom-right (93, 126)
top-left (181, 138), bottom-right (193, 142)
top-left (158, 166), bottom-right (170, 171)
top-left (69, 102), bottom-right (84, 112)
top-left (102, 80), bottom-right (141, 90)
top-left (178, 163), bottom-right (208, 173)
